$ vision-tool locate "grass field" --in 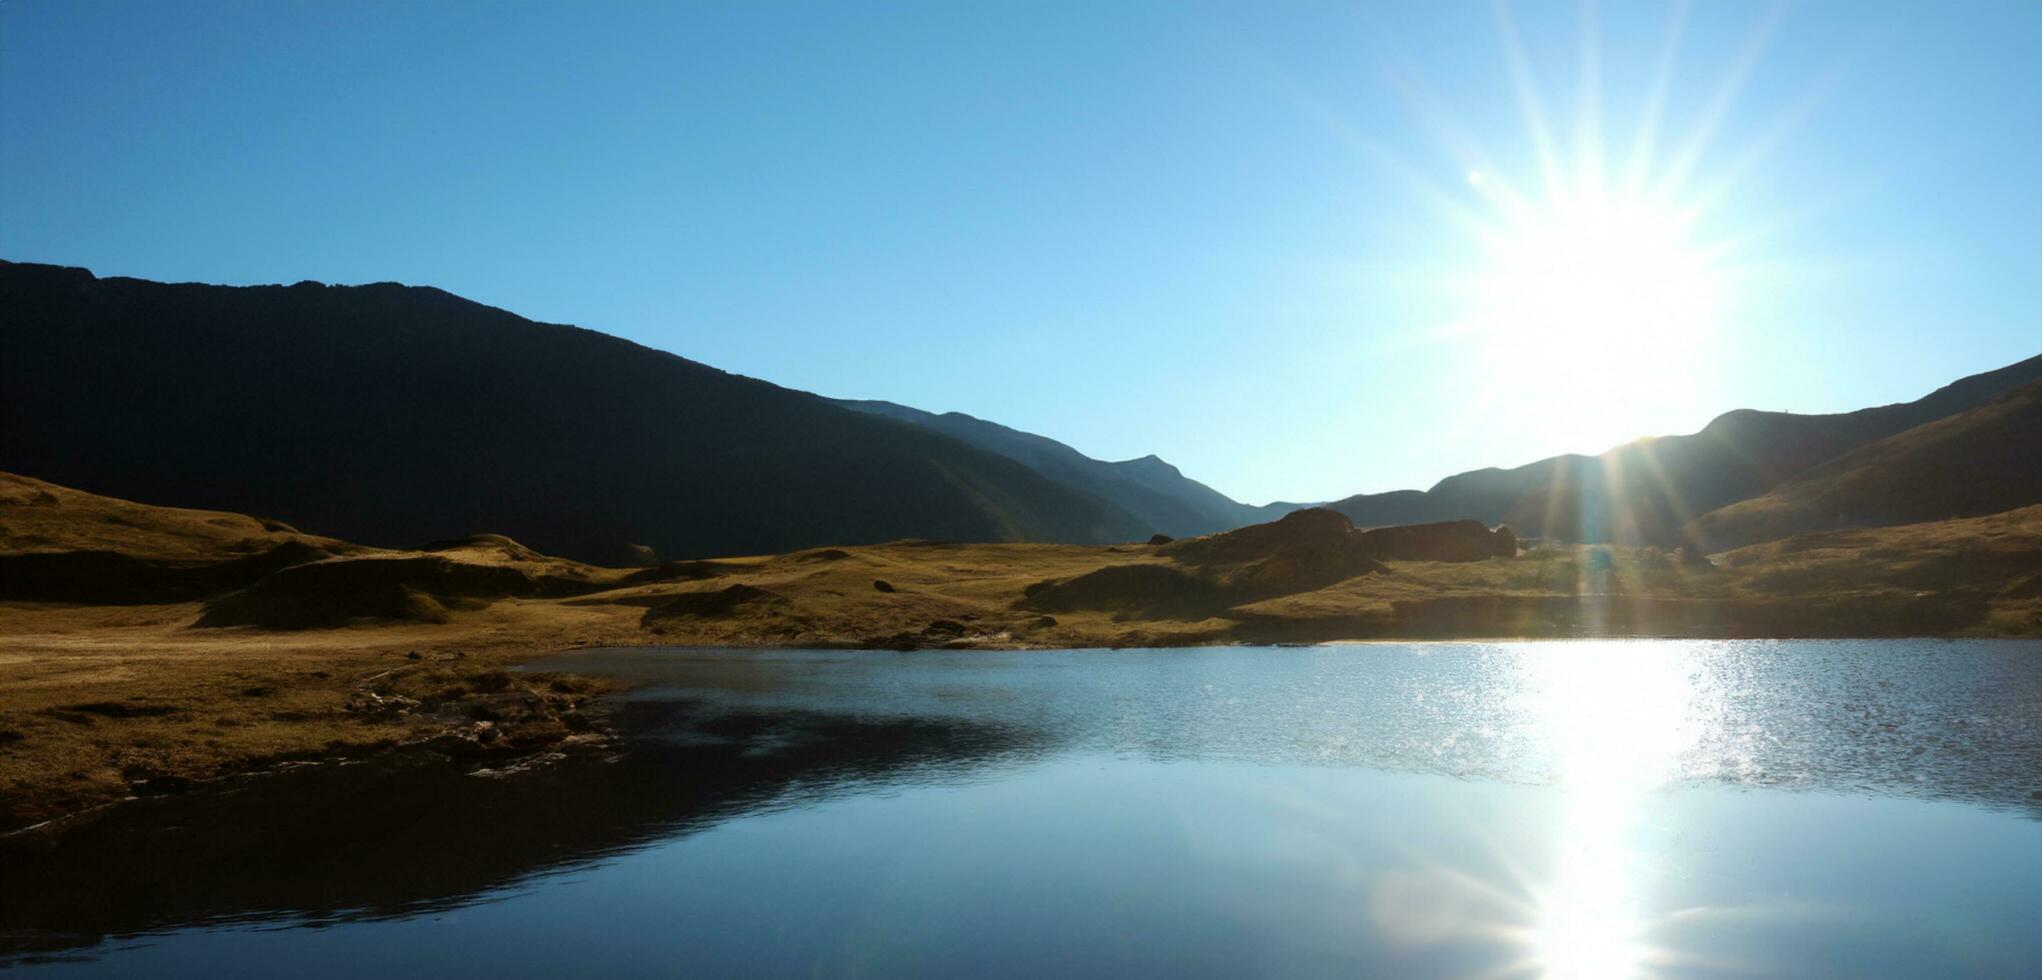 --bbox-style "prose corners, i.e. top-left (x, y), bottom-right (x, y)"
top-left (3, 471), bottom-right (2036, 832)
